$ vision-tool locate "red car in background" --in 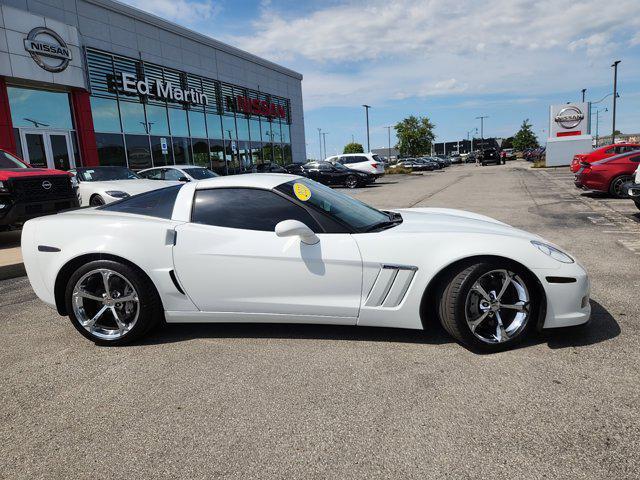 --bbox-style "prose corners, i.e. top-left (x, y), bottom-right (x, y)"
top-left (570, 143), bottom-right (640, 173)
top-left (574, 150), bottom-right (640, 198)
